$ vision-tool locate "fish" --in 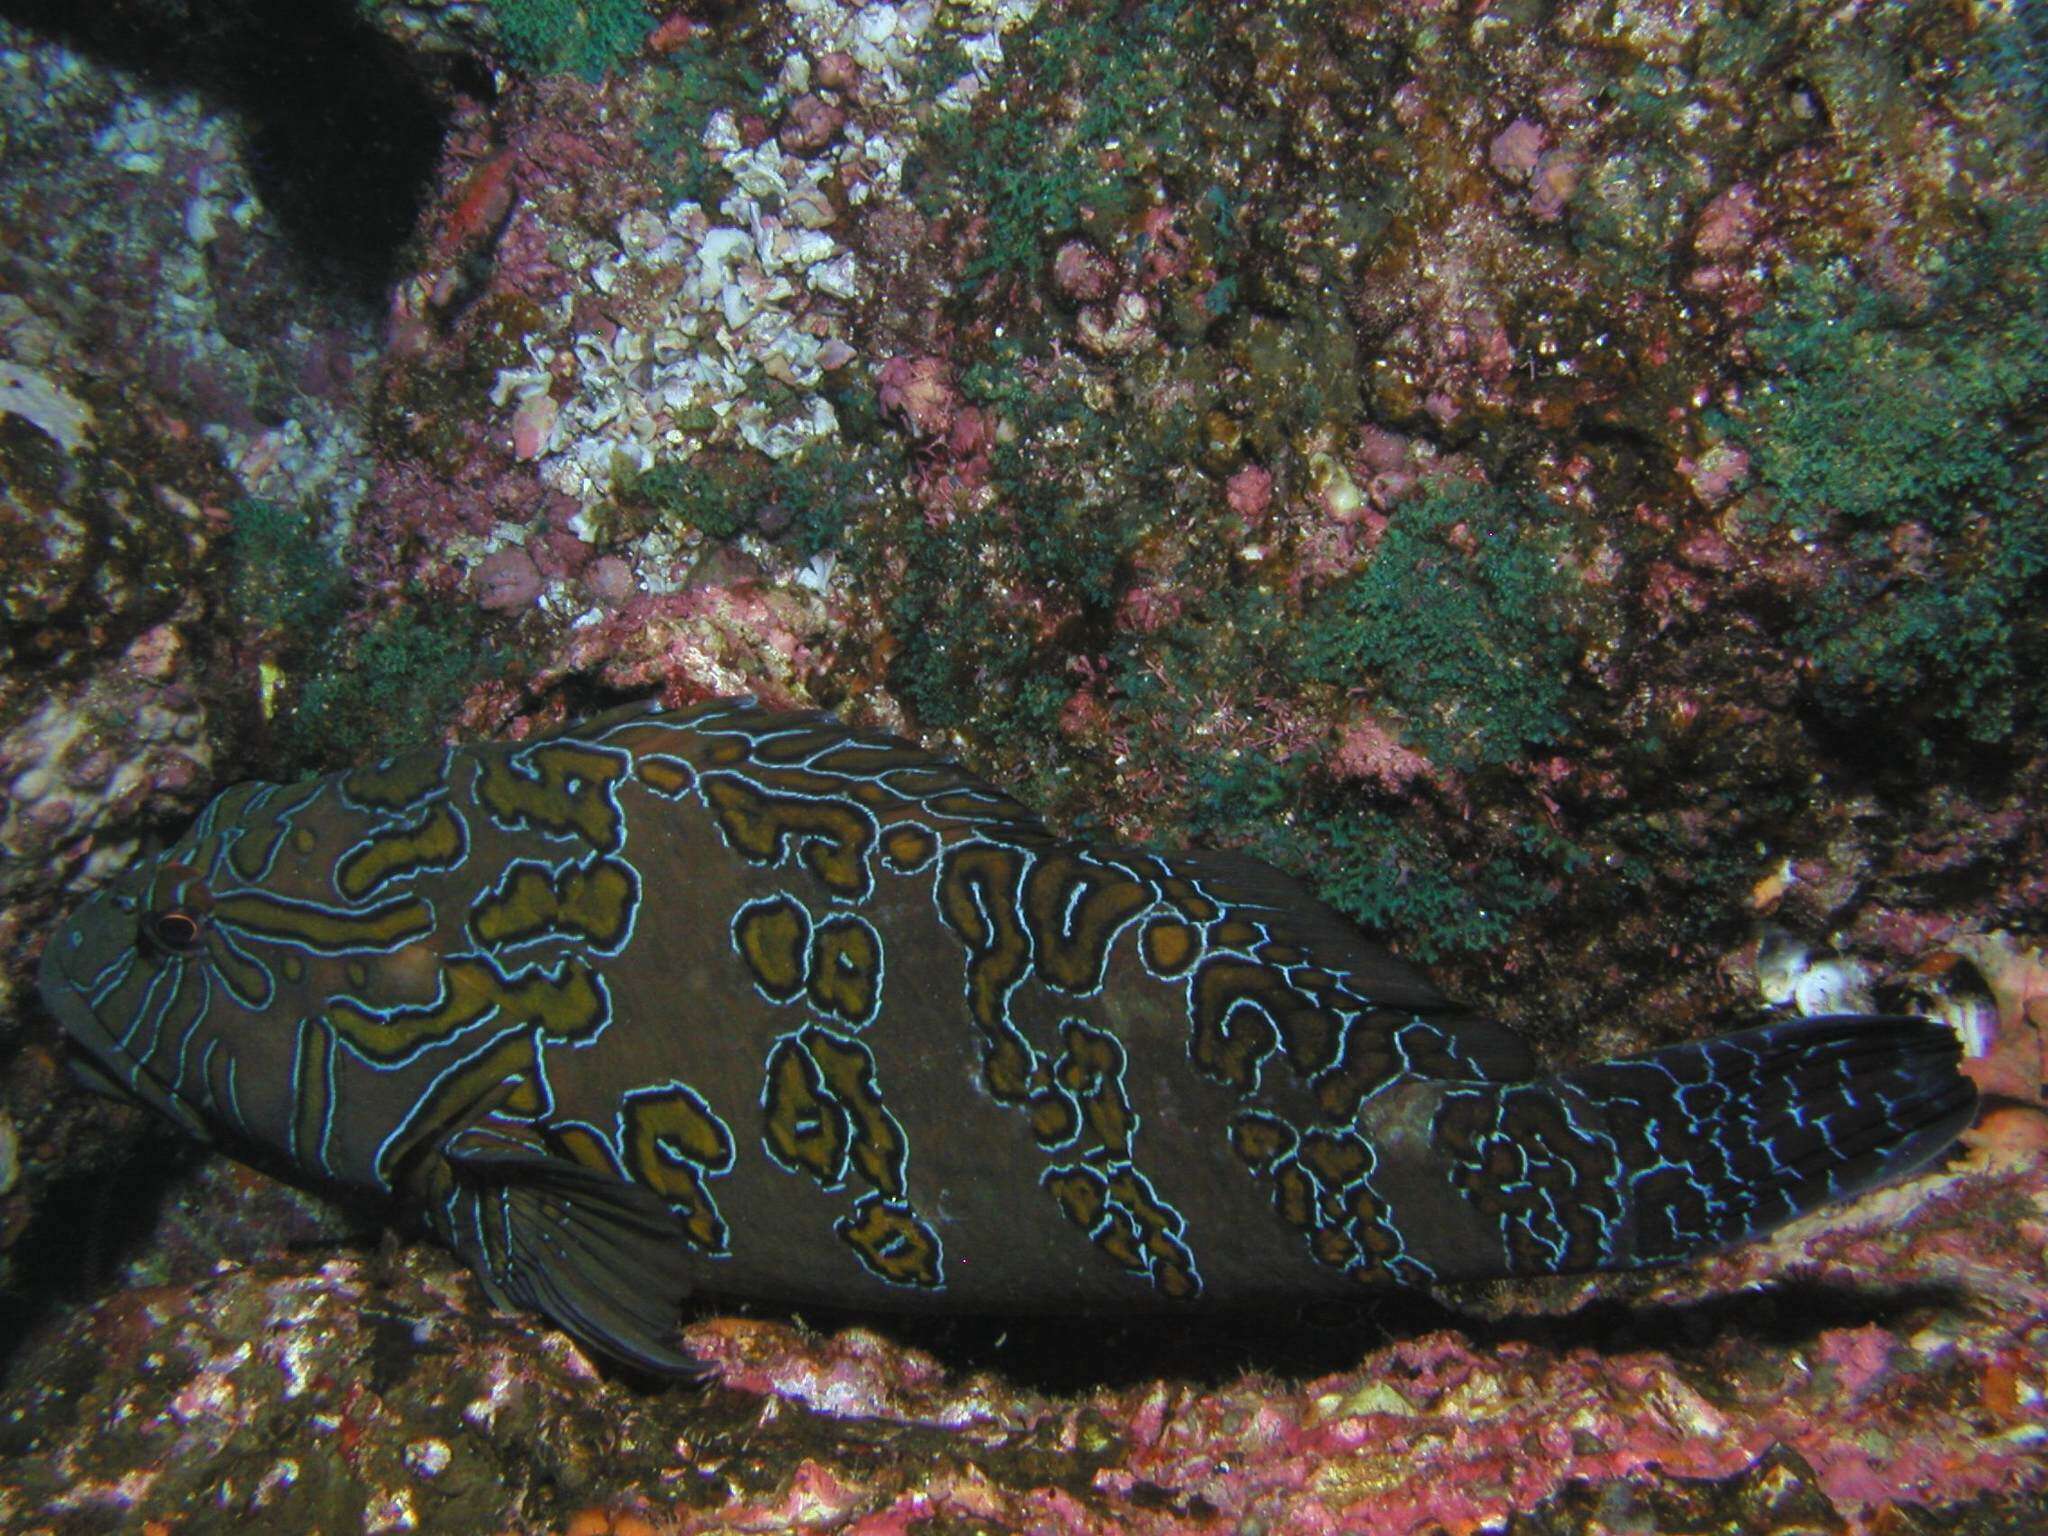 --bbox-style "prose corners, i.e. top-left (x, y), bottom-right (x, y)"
top-left (37, 698), bottom-right (1977, 1376)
